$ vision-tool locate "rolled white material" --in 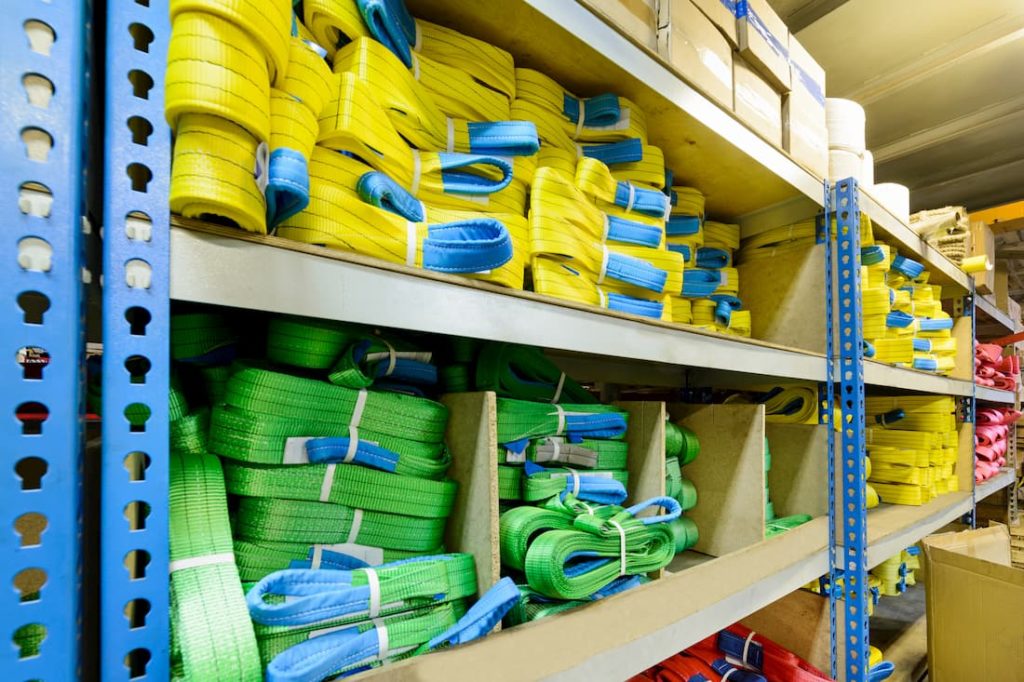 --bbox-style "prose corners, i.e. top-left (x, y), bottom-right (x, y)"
top-left (861, 150), bottom-right (874, 187)
top-left (829, 149), bottom-right (862, 182)
top-left (874, 183), bottom-right (910, 224)
top-left (826, 98), bottom-right (866, 154)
